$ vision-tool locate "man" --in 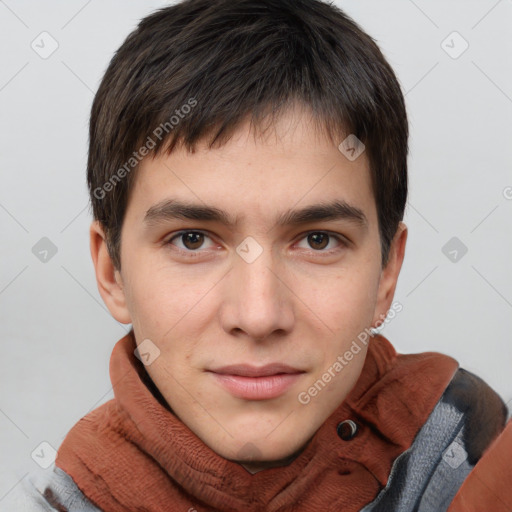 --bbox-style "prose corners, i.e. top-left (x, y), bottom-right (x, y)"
top-left (6, 0), bottom-right (510, 510)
